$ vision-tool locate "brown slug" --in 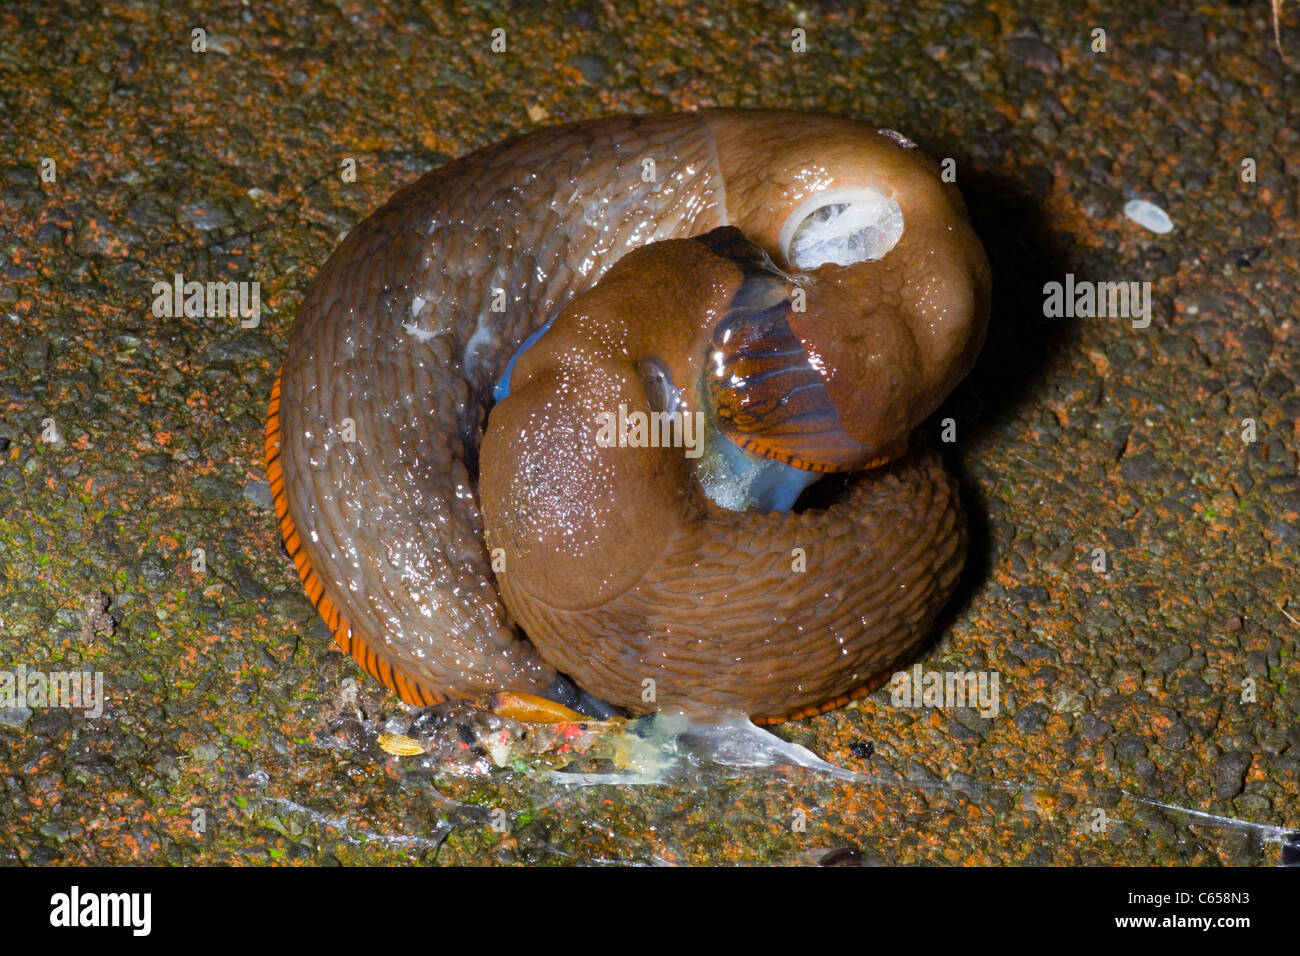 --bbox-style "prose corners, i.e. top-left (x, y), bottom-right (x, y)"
top-left (267, 109), bottom-right (990, 723)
